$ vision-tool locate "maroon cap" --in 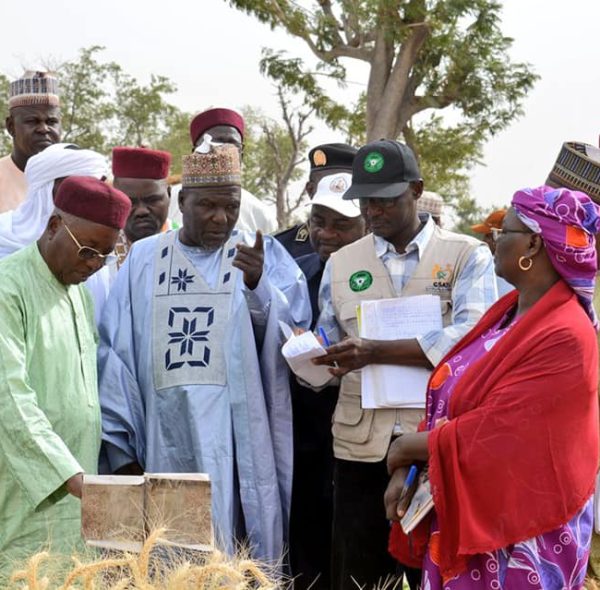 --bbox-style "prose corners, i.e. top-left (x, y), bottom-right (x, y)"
top-left (189, 108), bottom-right (245, 145)
top-left (54, 176), bottom-right (132, 230)
top-left (112, 147), bottom-right (171, 180)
